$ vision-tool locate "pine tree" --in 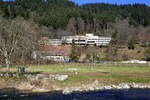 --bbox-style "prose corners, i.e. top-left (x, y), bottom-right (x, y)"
top-left (69, 40), bottom-right (78, 62)
top-left (144, 47), bottom-right (150, 61)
